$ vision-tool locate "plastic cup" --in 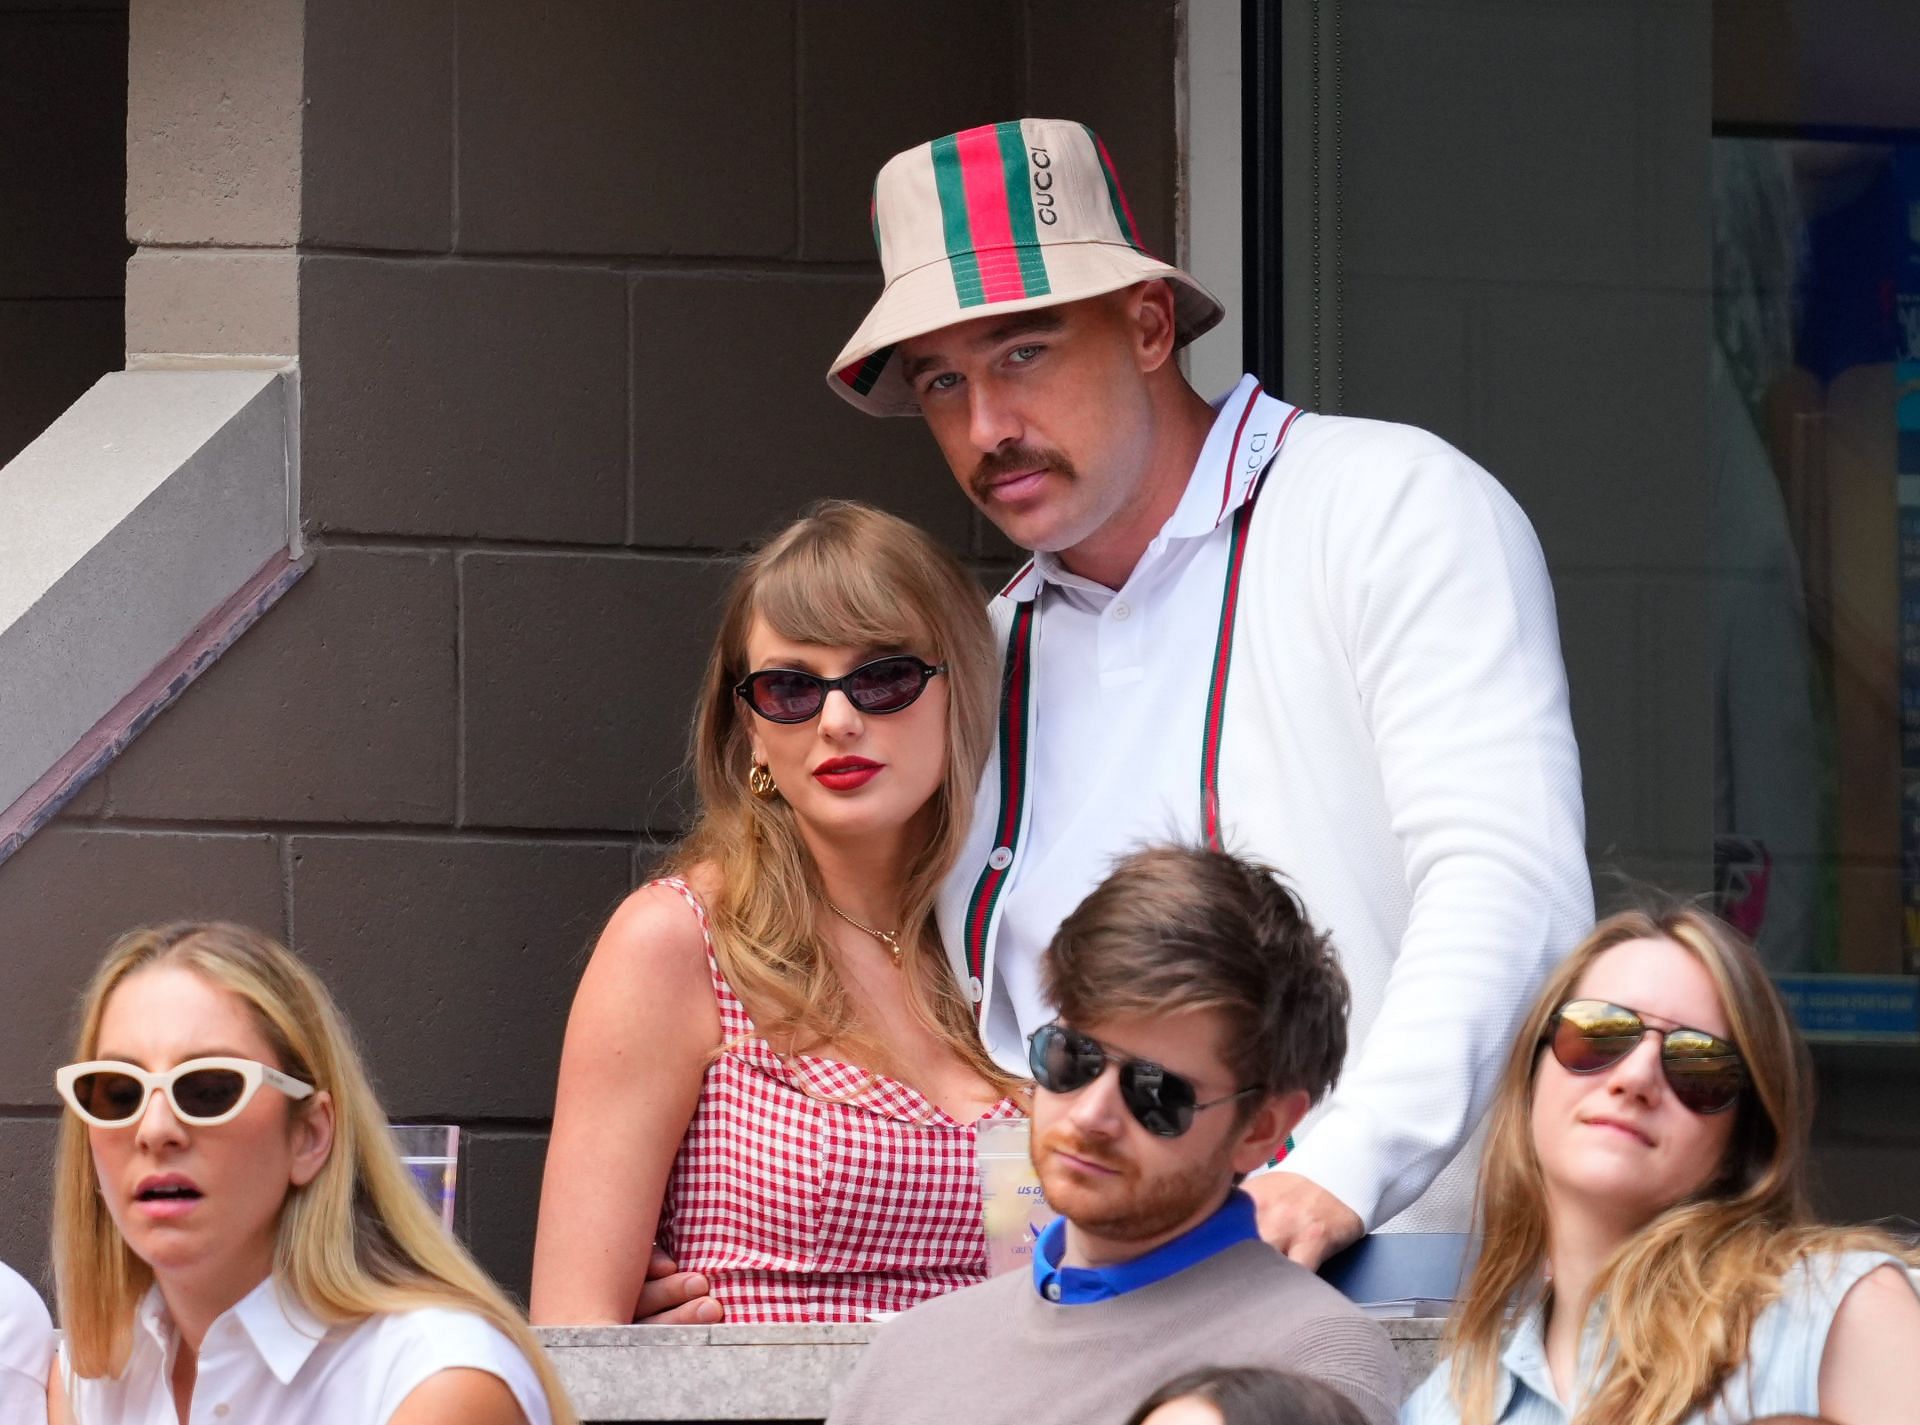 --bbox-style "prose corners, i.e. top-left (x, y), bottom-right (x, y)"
top-left (976, 1118), bottom-right (1058, 1276)
top-left (392, 1124), bottom-right (460, 1230)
